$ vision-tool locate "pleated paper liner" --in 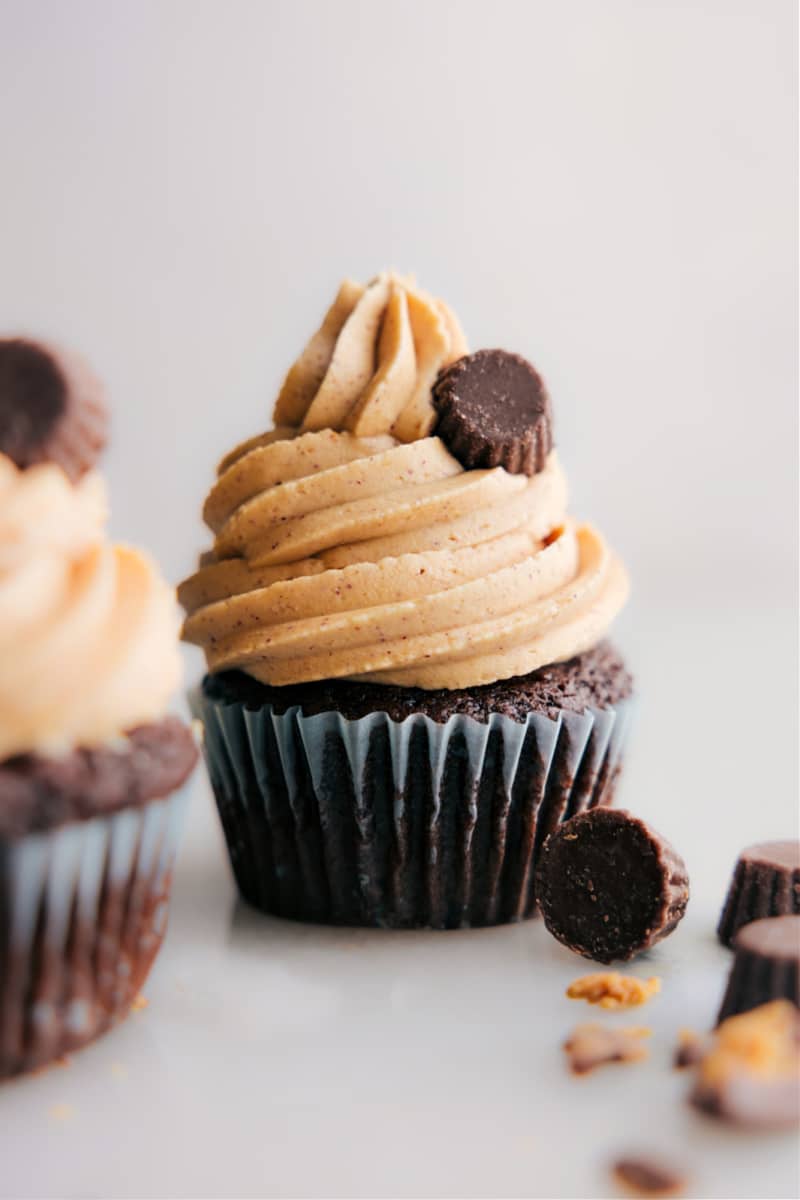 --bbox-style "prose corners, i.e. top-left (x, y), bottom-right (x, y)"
top-left (192, 683), bottom-right (635, 929)
top-left (0, 784), bottom-right (189, 1080)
